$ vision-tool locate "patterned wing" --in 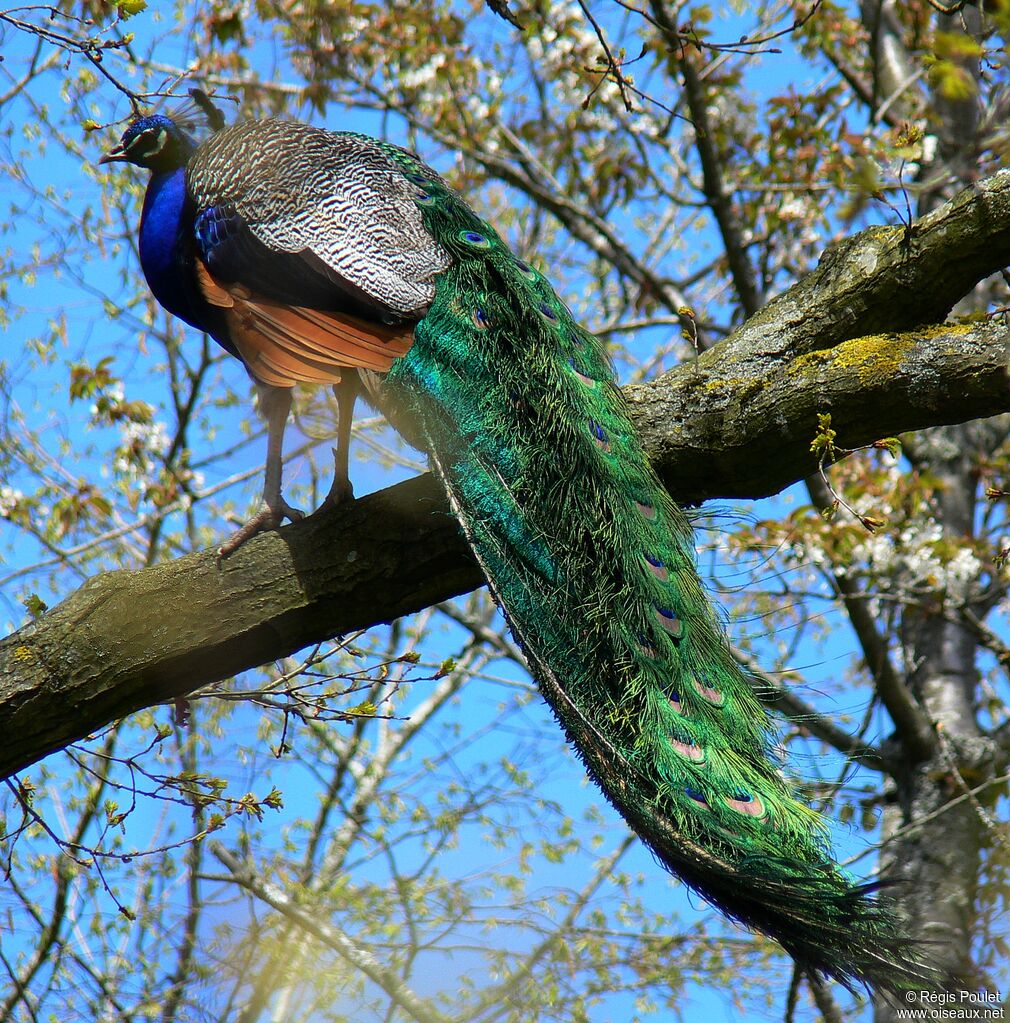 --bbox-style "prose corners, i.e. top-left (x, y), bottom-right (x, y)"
top-left (186, 120), bottom-right (451, 321)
